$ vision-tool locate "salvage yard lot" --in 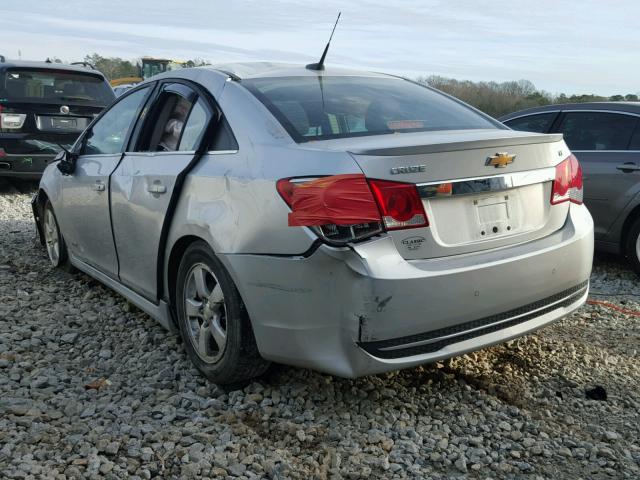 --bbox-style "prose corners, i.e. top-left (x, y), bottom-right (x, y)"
top-left (0, 180), bottom-right (639, 479)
